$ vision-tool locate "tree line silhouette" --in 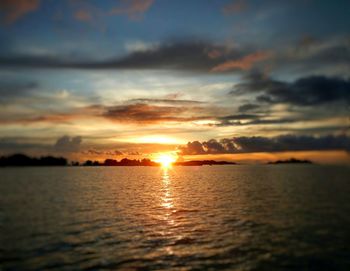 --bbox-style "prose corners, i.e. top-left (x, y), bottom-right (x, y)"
top-left (0, 154), bottom-right (237, 167)
top-left (0, 154), bottom-right (67, 166)
top-left (0, 154), bottom-right (313, 167)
